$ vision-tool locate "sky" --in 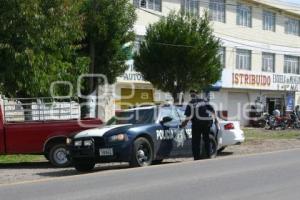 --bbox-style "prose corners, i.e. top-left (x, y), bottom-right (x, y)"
top-left (279, 0), bottom-right (300, 6)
